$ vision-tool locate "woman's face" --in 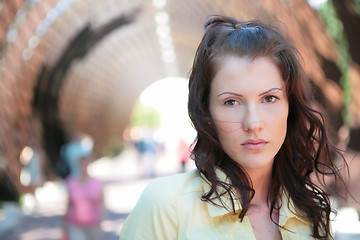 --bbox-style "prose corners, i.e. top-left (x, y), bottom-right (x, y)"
top-left (209, 56), bottom-right (288, 174)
